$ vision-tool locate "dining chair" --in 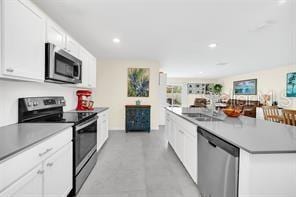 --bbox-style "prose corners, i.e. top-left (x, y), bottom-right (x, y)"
top-left (282, 109), bottom-right (296, 126)
top-left (262, 106), bottom-right (282, 123)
